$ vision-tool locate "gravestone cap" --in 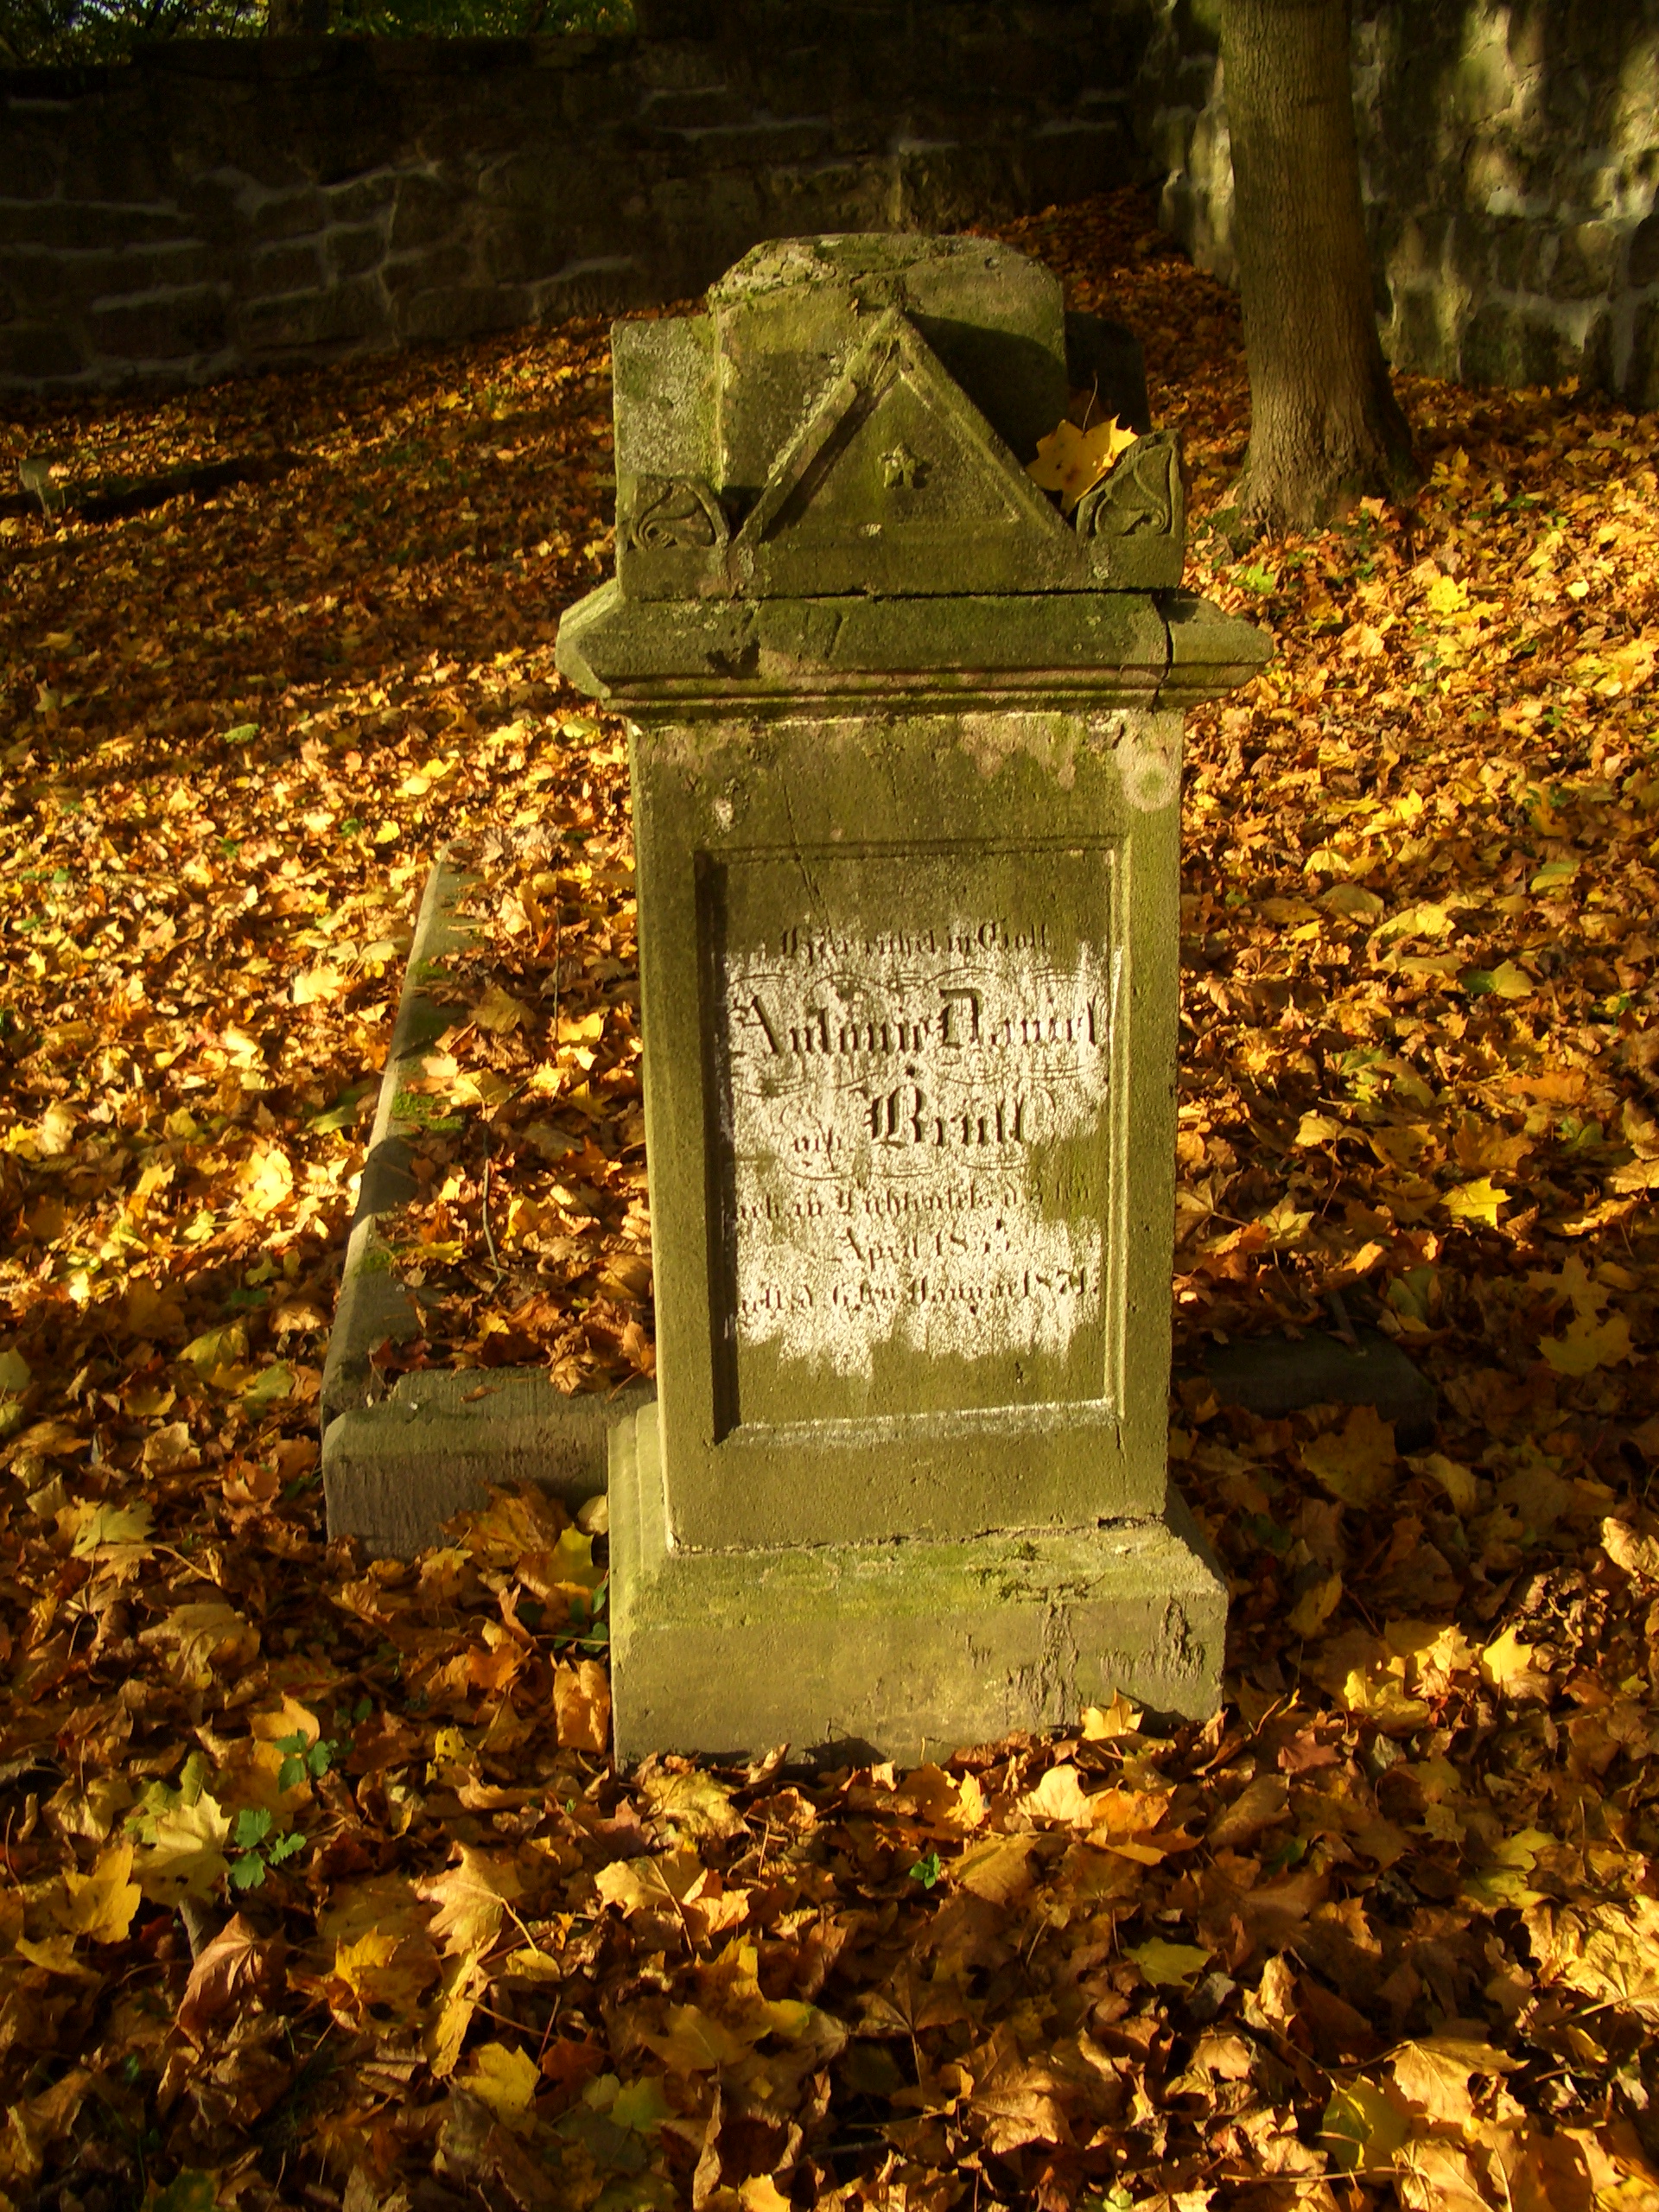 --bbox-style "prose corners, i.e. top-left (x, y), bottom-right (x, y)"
top-left (604, 231), bottom-right (1196, 613)
top-left (709, 233), bottom-right (1070, 491)
top-left (551, 234), bottom-right (1274, 1760)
